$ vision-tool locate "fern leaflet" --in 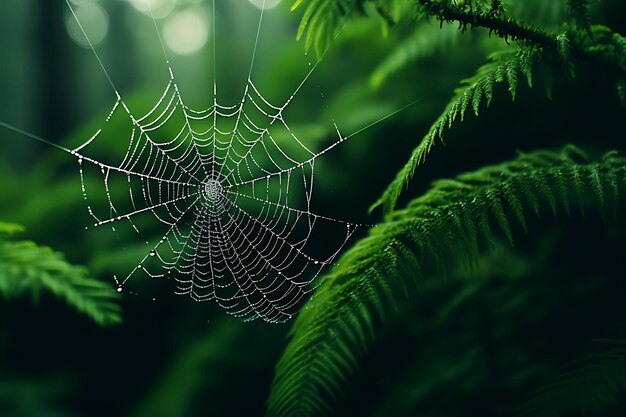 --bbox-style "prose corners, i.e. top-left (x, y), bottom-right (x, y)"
top-left (0, 222), bottom-right (122, 326)
top-left (292, 0), bottom-right (406, 56)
